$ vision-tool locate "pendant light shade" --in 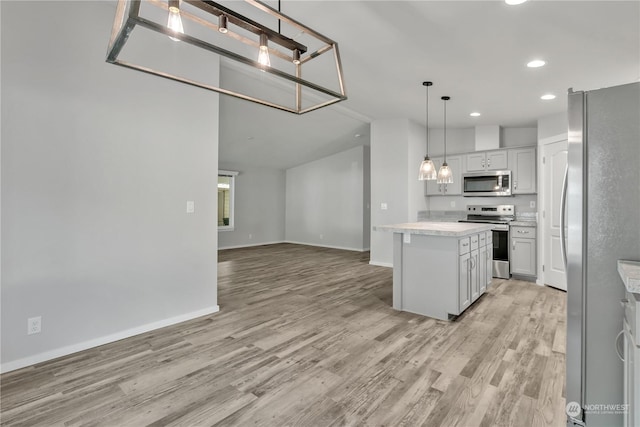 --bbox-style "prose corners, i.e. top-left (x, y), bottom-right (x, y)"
top-left (418, 81), bottom-right (437, 181)
top-left (418, 158), bottom-right (437, 180)
top-left (437, 96), bottom-right (453, 184)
